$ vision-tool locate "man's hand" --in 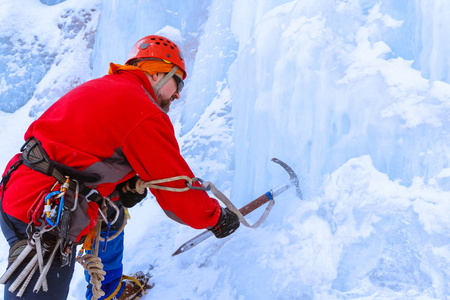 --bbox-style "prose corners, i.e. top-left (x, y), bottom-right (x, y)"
top-left (209, 207), bottom-right (240, 238)
top-left (116, 176), bottom-right (147, 208)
